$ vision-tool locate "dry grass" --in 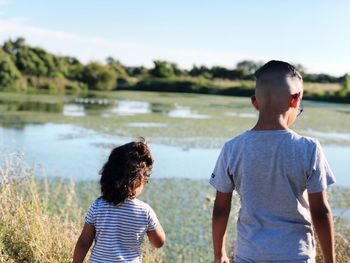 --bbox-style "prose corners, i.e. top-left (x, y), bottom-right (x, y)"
top-left (0, 152), bottom-right (164, 263)
top-left (304, 82), bottom-right (341, 94)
